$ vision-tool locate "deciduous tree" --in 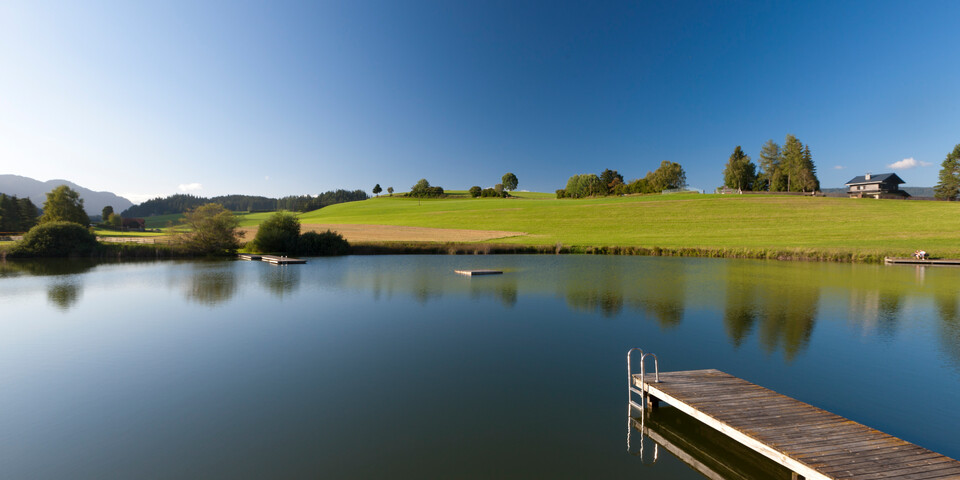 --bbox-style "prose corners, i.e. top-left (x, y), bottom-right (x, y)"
top-left (176, 203), bottom-right (241, 255)
top-left (387, 187), bottom-right (394, 196)
top-left (40, 185), bottom-right (90, 225)
top-left (102, 206), bottom-right (114, 222)
top-left (935, 144), bottom-right (960, 200)
top-left (647, 161), bottom-right (687, 191)
top-left (501, 173), bottom-right (518, 191)
top-left (372, 184), bottom-right (382, 197)
top-left (253, 211), bottom-right (301, 253)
